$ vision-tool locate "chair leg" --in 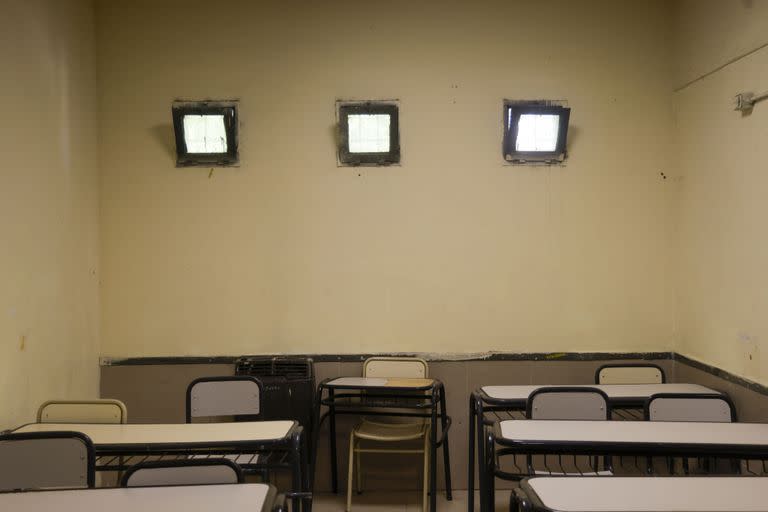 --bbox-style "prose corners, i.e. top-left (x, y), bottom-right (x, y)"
top-left (422, 432), bottom-right (430, 512)
top-left (347, 432), bottom-right (356, 512)
top-left (356, 443), bottom-right (362, 494)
